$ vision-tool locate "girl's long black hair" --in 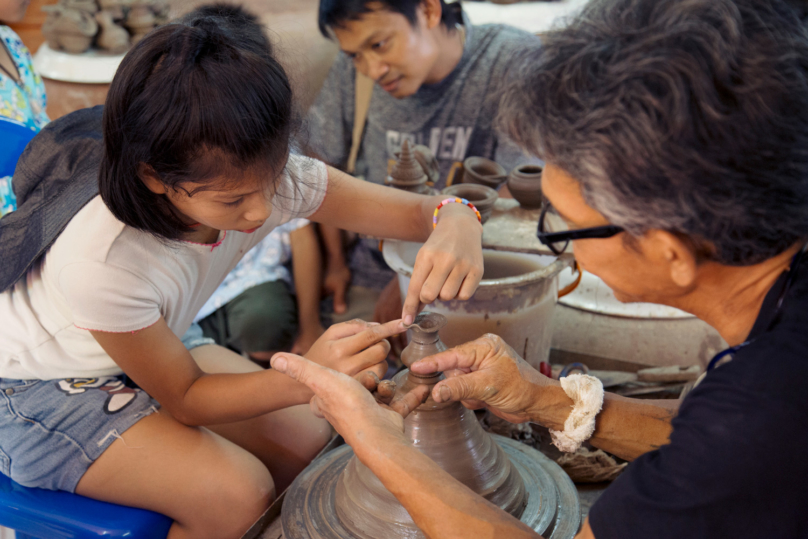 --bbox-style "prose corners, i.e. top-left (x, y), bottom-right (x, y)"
top-left (99, 4), bottom-right (297, 240)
